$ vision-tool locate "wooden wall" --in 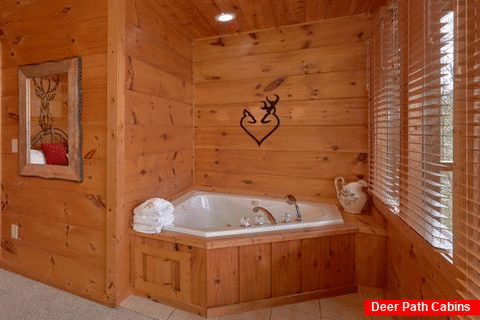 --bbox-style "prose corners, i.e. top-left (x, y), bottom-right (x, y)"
top-left (0, 0), bottom-right (109, 303)
top-left (372, 201), bottom-right (461, 301)
top-left (193, 14), bottom-right (370, 201)
top-left (123, 0), bottom-right (194, 298)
